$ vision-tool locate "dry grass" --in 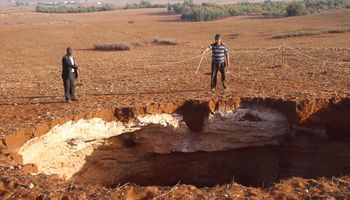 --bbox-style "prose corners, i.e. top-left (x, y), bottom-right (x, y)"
top-left (93, 38), bottom-right (177, 51)
top-left (327, 27), bottom-right (350, 33)
top-left (152, 38), bottom-right (178, 45)
top-left (93, 40), bottom-right (149, 51)
top-left (93, 43), bottom-right (131, 51)
top-left (272, 27), bottom-right (350, 39)
top-left (130, 40), bottom-right (149, 46)
top-left (272, 30), bottom-right (323, 39)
